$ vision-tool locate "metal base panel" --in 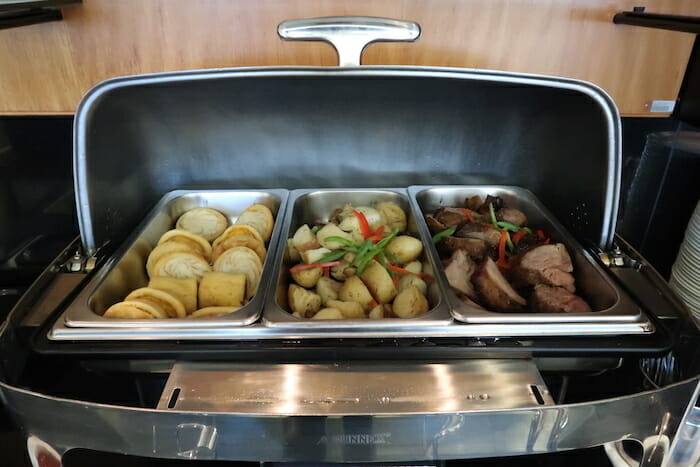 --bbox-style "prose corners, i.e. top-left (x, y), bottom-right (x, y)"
top-left (157, 360), bottom-right (553, 414)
